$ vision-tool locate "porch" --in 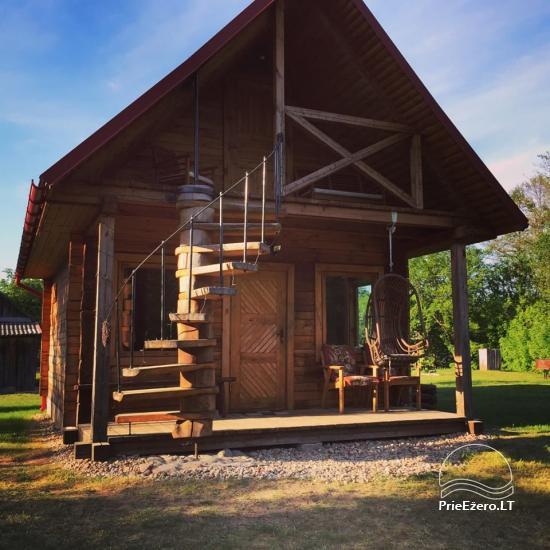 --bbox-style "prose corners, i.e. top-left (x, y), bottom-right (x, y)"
top-left (76, 407), bottom-right (467, 458)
